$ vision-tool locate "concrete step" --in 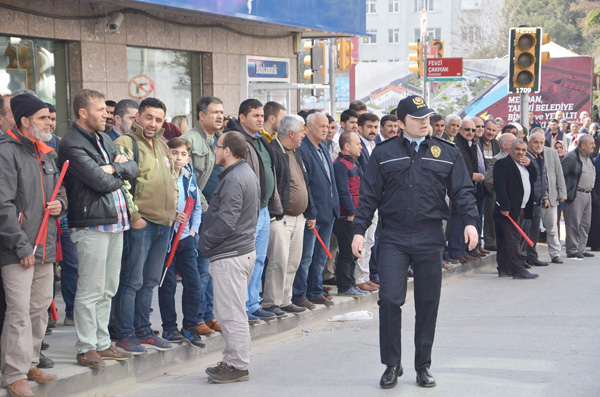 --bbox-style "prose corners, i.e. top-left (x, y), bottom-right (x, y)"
top-left (3, 252), bottom-right (497, 396)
